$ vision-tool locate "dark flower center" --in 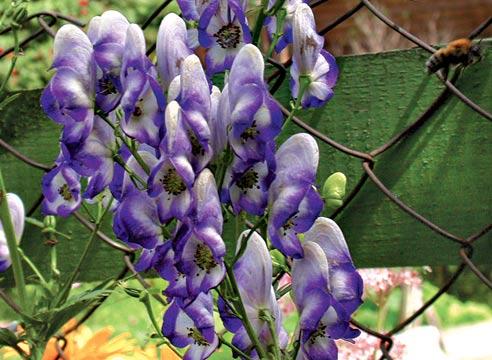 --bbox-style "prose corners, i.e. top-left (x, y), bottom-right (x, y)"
top-left (159, 168), bottom-right (186, 196)
top-left (57, 183), bottom-right (72, 201)
top-left (282, 214), bottom-right (298, 236)
top-left (214, 23), bottom-right (241, 49)
top-left (187, 327), bottom-right (209, 346)
top-left (309, 322), bottom-right (328, 344)
top-left (188, 130), bottom-right (205, 157)
top-left (194, 243), bottom-right (217, 274)
top-left (133, 106), bottom-right (143, 117)
top-left (236, 169), bottom-right (260, 194)
top-left (98, 77), bottom-right (117, 95)
top-left (240, 121), bottom-right (259, 143)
